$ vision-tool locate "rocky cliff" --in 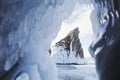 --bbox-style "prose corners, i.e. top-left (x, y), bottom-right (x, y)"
top-left (51, 27), bottom-right (85, 64)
